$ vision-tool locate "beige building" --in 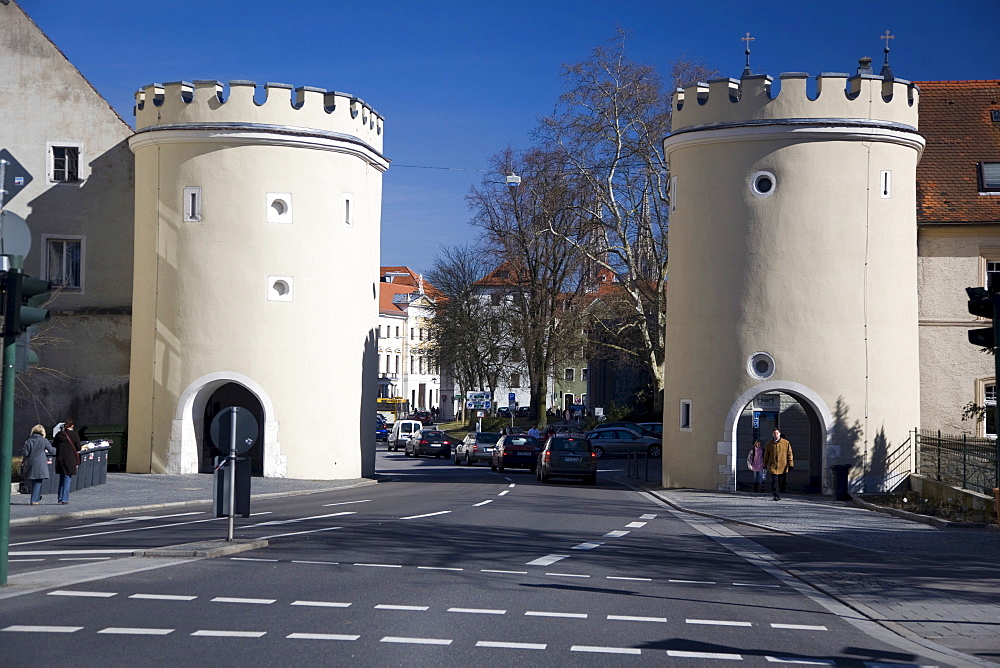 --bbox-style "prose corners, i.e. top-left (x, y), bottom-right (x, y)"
top-left (377, 267), bottom-right (440, 413)
top-left (662, 67), bottom-right (924, 493)
top-left (0, 2), bottom-right (134, 441)
top-left (127, 81), bottom-right (387, 479)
